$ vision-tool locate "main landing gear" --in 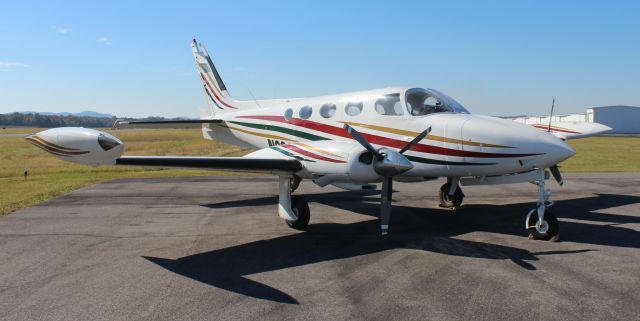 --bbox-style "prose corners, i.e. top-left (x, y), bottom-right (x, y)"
top-left (278, 176), bottom-right (310, 230)
top-left (439, 177), bottom-right (464, 209)
top-left (286, 196), bottom-right (310, 230)
top-left (525, 168), bottom-right (560, 241)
